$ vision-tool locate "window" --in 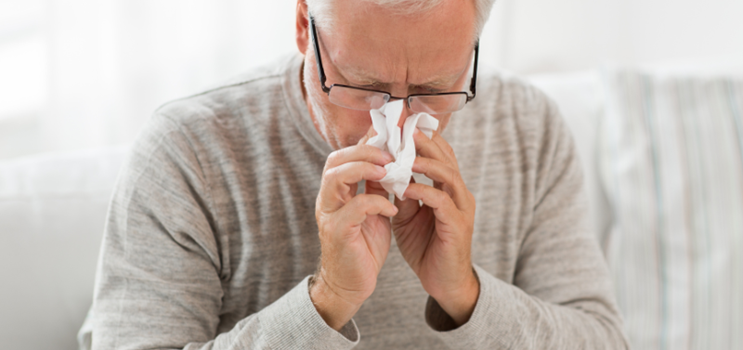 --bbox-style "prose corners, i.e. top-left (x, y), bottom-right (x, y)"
top-left (0, 0), bottom-right (47, 121)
